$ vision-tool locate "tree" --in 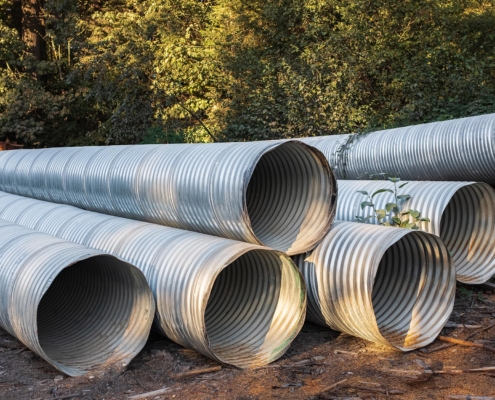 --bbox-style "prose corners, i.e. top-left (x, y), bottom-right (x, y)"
top-left (0, 0), bottom-right (494, 147)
